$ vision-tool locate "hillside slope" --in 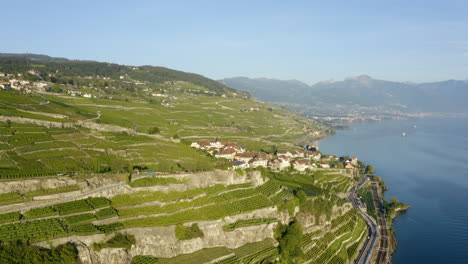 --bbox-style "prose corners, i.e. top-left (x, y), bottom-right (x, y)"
top-left (0, 53), bottom-right (238, 95)
top-left (0, 54), bottom-right (327, 177)
top-left (0, 54), bottom-right (371, 264)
